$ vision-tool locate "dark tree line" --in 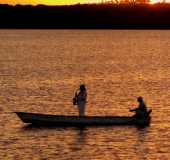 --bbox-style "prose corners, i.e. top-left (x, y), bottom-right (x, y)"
top-left (1, 3), bottom-right (170, 28)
